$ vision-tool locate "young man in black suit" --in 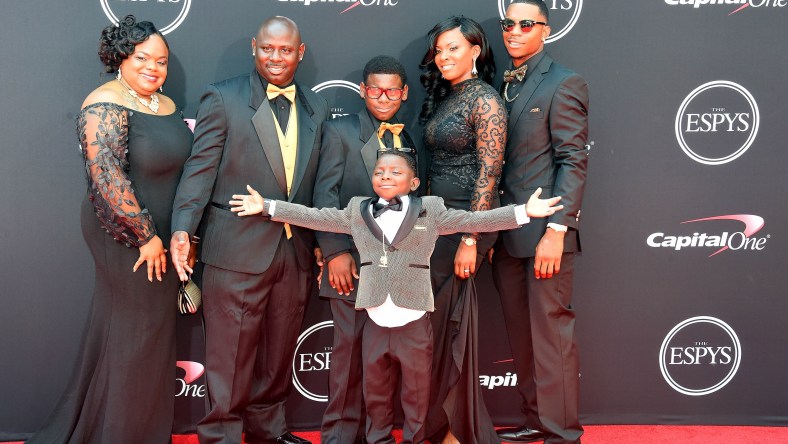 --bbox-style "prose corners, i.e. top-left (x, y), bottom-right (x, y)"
top-left (491, 1), bottom-right (590, 443)
top-left (311, 55), bottom-right (424, 444)
top-left (230, 151), bottom-right (562, 444)
top-left (169, 16), bottom-right (328, 444)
